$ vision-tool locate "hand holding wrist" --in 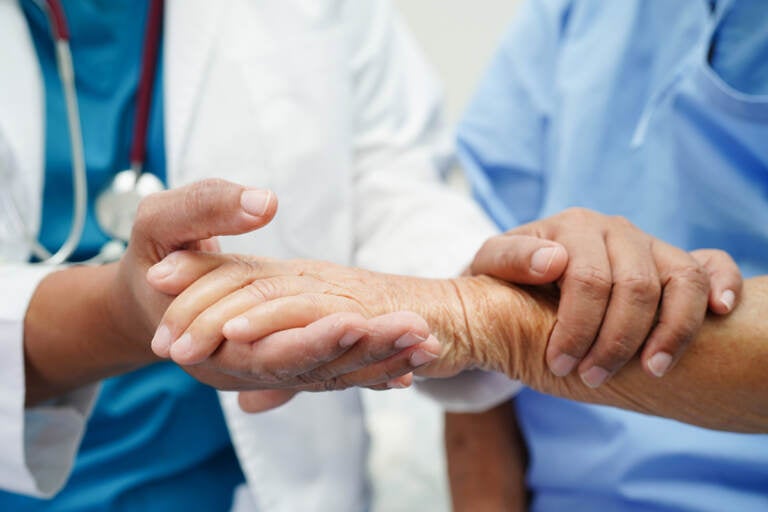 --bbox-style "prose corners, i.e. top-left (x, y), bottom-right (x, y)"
top-left (441, 276), bottom-right (557, 379)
